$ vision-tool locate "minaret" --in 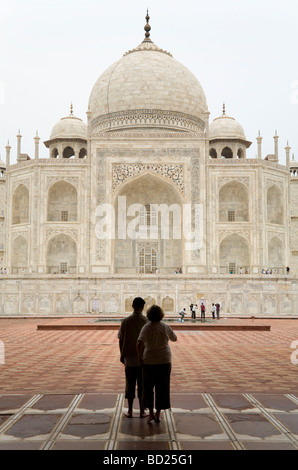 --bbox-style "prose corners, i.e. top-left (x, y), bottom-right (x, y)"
top-left (273, 130), bottom-right (279, 161)
top-left (16, 129), bottom-right (22, 162)
top-left (285, 141), bottom-right (291, 168)
top-left (5, 140), bottom-right (11, 167)
top-left (257, 130), bottom-right (263, 159)
top-left (34, 131), bottom-right (40, 159)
